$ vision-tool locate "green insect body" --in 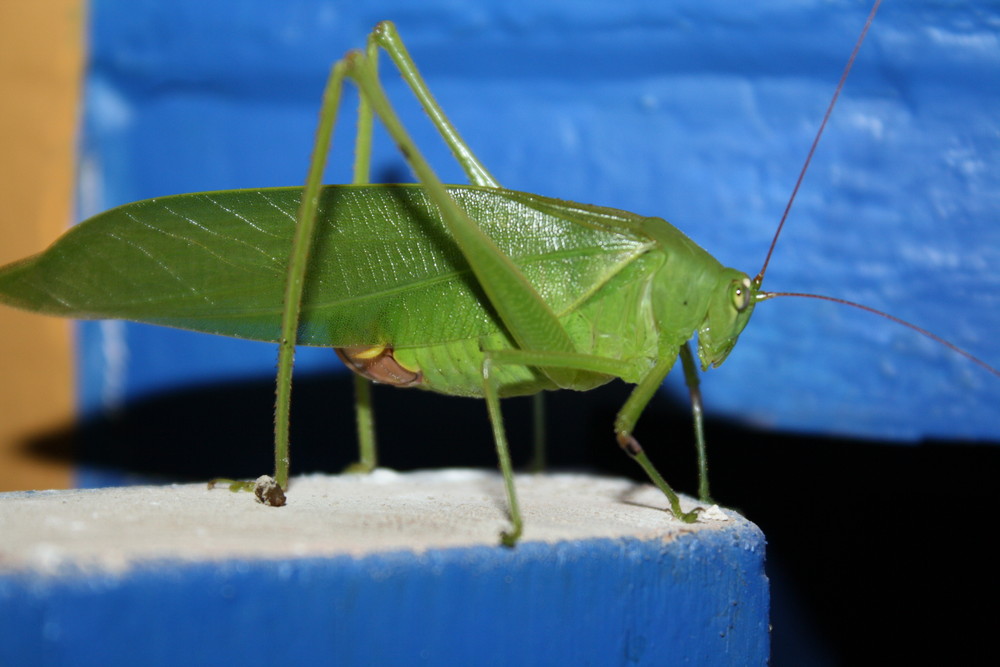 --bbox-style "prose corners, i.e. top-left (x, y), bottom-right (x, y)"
top-left (0, 183), bottom-right (751, 405)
